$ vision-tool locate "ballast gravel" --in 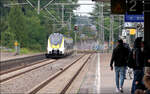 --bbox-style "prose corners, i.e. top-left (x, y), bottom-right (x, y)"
top-left (0, 54), bottom-right (82, 94)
